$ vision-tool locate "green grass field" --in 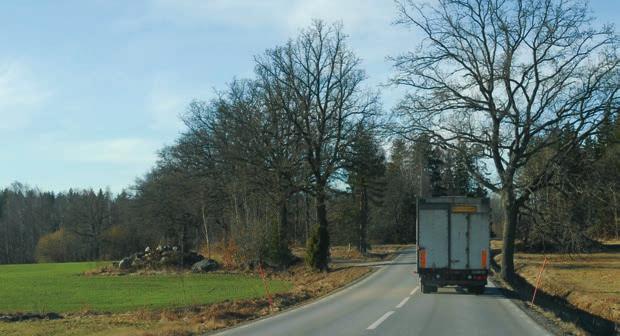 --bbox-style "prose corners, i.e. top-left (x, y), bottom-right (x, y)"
top-left (0, 262), bottom-right (291, 313)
